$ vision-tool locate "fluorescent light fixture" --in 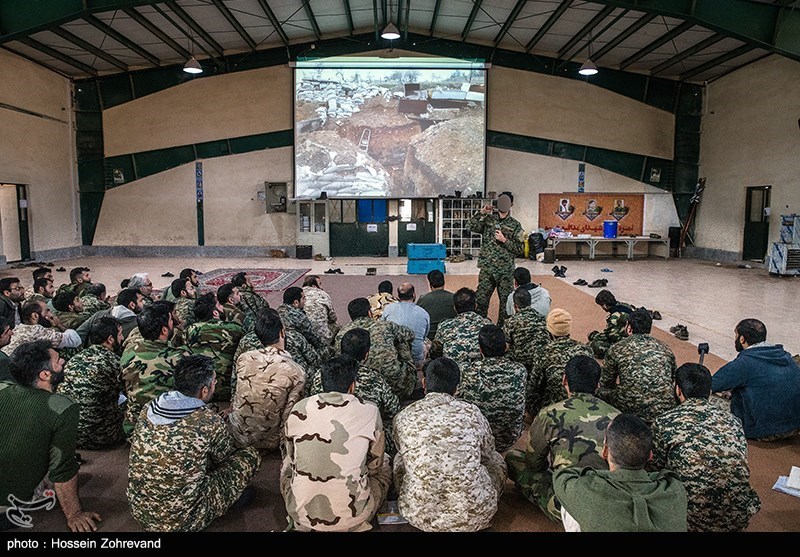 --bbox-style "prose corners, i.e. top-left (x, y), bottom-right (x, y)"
top-left (578, 59), bottom-right (598, 76)
top-left (183, 56), bottom-right (203, 74)
top-left (381, 22), bottom-right (400, 40)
